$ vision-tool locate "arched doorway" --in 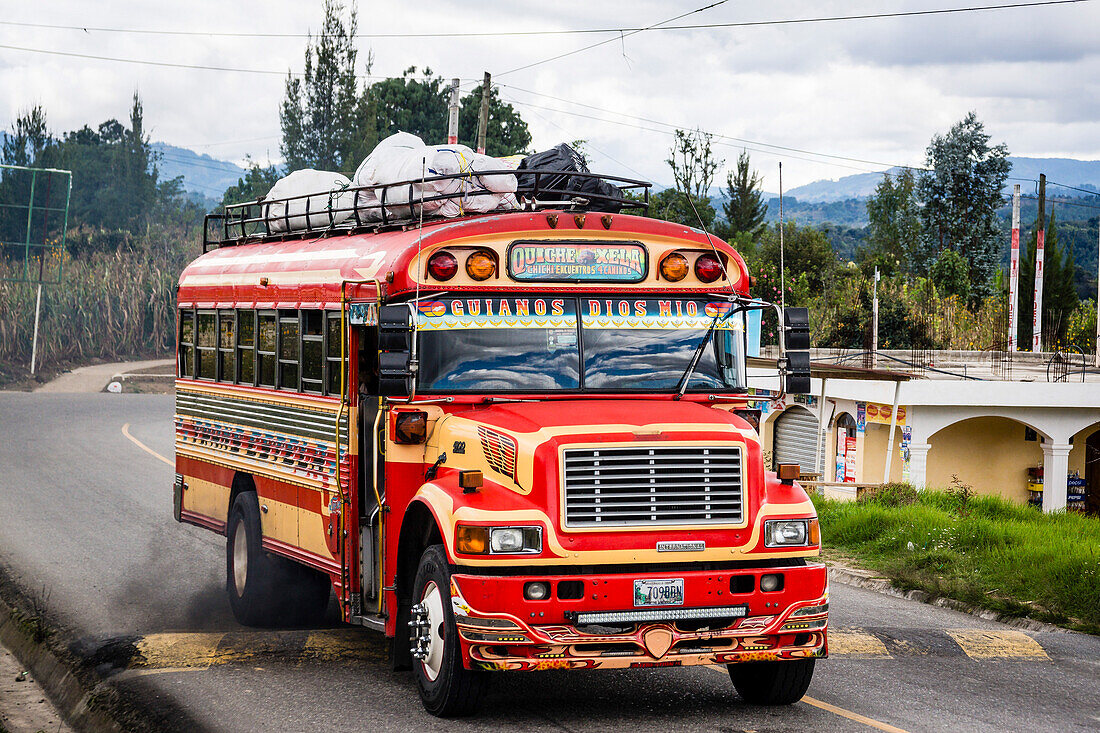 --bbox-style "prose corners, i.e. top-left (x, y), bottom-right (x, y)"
top-left (772, 406), bottom-right (819, 472)
top-left (1086, 431), bottom-right (1100, 515)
